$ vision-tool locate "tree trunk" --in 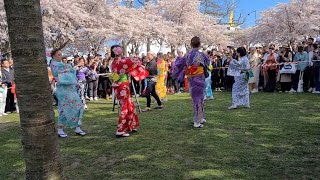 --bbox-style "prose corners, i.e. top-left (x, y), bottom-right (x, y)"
top-left (147, 37), bottom-right (151, 53)
top-left (122, 40), bottom-right (128, 57)
top-left (134, 43), bottom-right (140, 55)
top-left (4, 0), bottom-right (64, 179)
top-left (170, 45), bottom-right (175, 56)
top-left (130, 44), bottom-right (134, 54)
